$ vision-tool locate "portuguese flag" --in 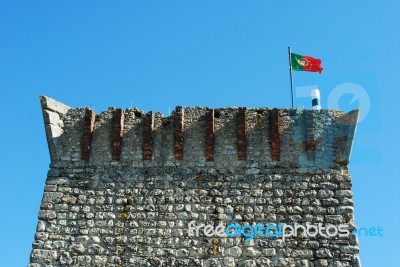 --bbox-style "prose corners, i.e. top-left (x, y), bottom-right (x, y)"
top-left (291, 52), bottom-right (323, 73)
